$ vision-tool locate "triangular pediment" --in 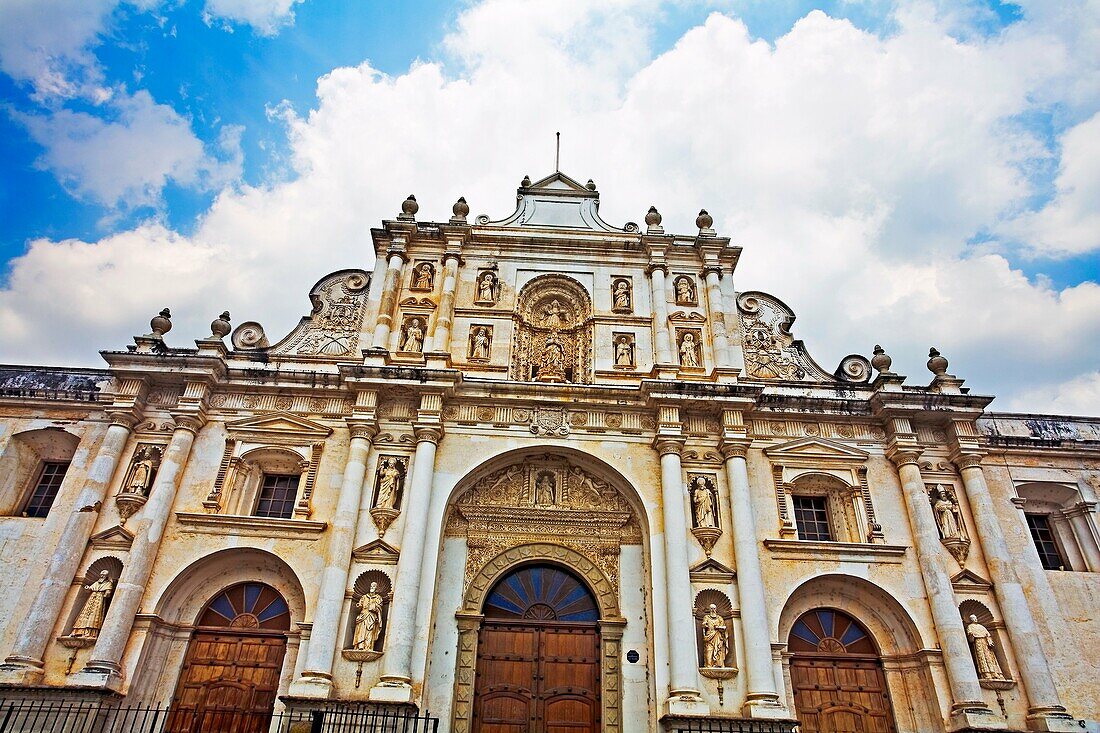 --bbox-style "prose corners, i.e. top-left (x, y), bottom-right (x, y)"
top-left (525, 171), bottom-right (592, 193)
top-left (225, 411), bottom-right (332, 440)
top-left (90, 525), bottom-right (134, 550)
top-left (764, 437), bottom-right (869, 462)
top-left (689, 558), bottom-right (736, 583)
top-left (352, 539), bottom-right (400, 565)
top-left (952, 569), bottom-right (992, 591)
